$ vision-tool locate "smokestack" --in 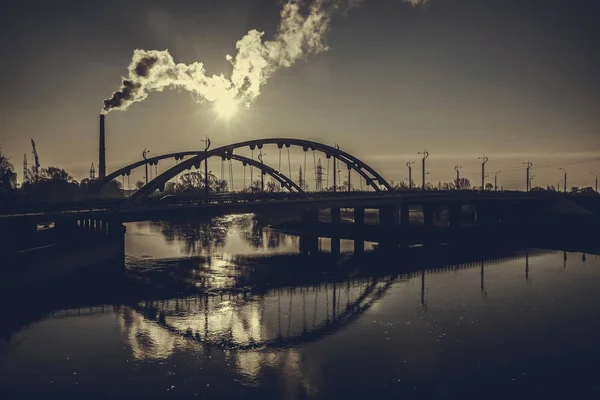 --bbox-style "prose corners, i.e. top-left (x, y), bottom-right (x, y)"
top-left (99, 114), bottom-right (106, 179)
